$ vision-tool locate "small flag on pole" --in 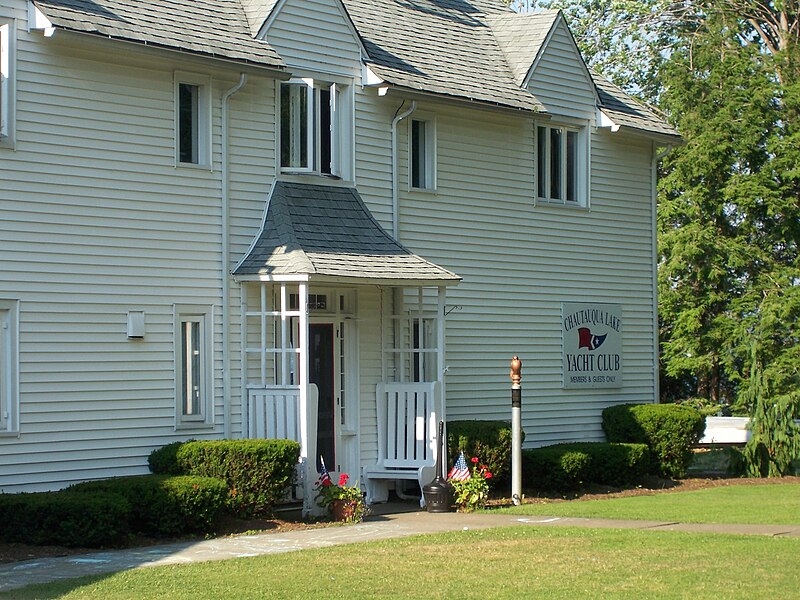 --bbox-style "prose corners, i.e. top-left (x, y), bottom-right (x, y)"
top-left (448, 451), bottom-right (471, 481)
top-left (319, 456), bottom-right (332, 485)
